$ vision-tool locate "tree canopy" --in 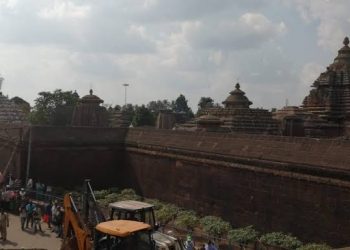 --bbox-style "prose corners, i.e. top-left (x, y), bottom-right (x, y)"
top-left (132, 105), bottom-right (155, 127)
top-left (198, 97), bottom-right (214, 109)
top-left (29, 89), bottom-right (80, 126)
top-left (173, 94), bottom-right (194, 118)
